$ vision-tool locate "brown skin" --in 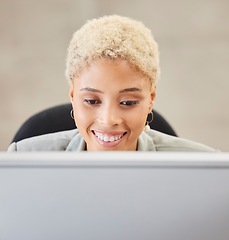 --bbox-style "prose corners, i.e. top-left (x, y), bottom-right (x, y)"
top-left (69, 58), bottom-right (156, 151)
